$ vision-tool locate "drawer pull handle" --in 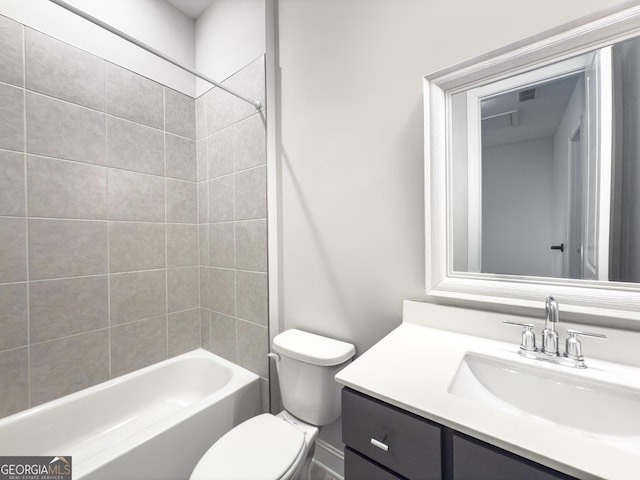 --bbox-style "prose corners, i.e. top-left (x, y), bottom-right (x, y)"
top-left (370, 438), bottom-right (389, 452)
